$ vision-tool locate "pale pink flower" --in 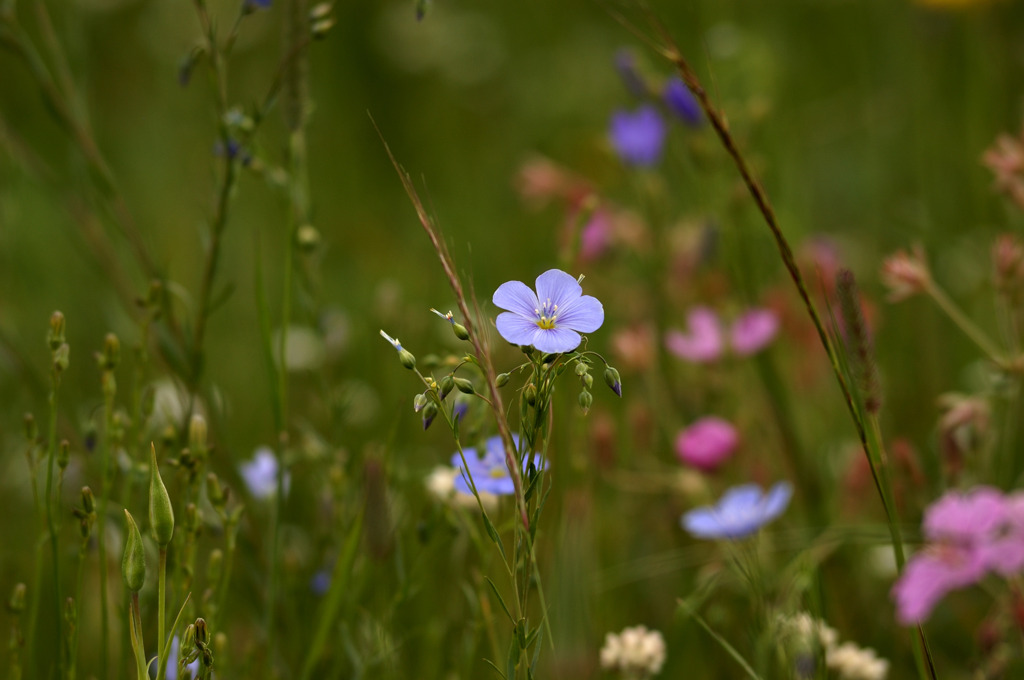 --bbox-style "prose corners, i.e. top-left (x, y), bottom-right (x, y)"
top-left (665, 307), bottom-right (724, 363)
top-left (730, 308), bottom-right (779, 356)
